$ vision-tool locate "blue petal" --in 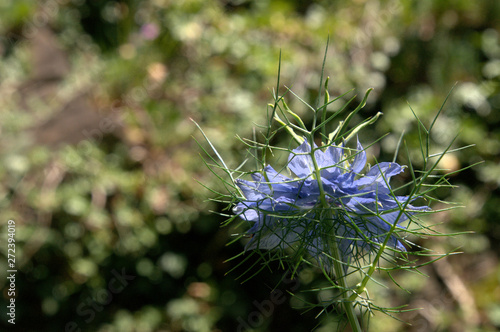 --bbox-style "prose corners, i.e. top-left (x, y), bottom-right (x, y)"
top-left (298, 179), bottom-right (320, 197)
top-left (351, 139), bottom-right (366, 174)
top-left (239, 165), bottom-right (300, 202)
top-left (355, 162), bottom-right (404, 194)
top-left (288, 140), bottom-right (314, 178)
top-left (321, 178), bottom-right (339, 197)
top-left (321, 144), bottom-right (344, 178)
top-left (233, 202), bottom-right (260, 222)
top-left (246, 223), bottom-right (304, 250)
top-left (262, 165), bottom-right (292, 183)
top-left (235, 179), bottom-right (265, 201)
top-left (351, 216), bottom-right (405, 251)
top-left (358, 162), bottom-right (403, 184)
